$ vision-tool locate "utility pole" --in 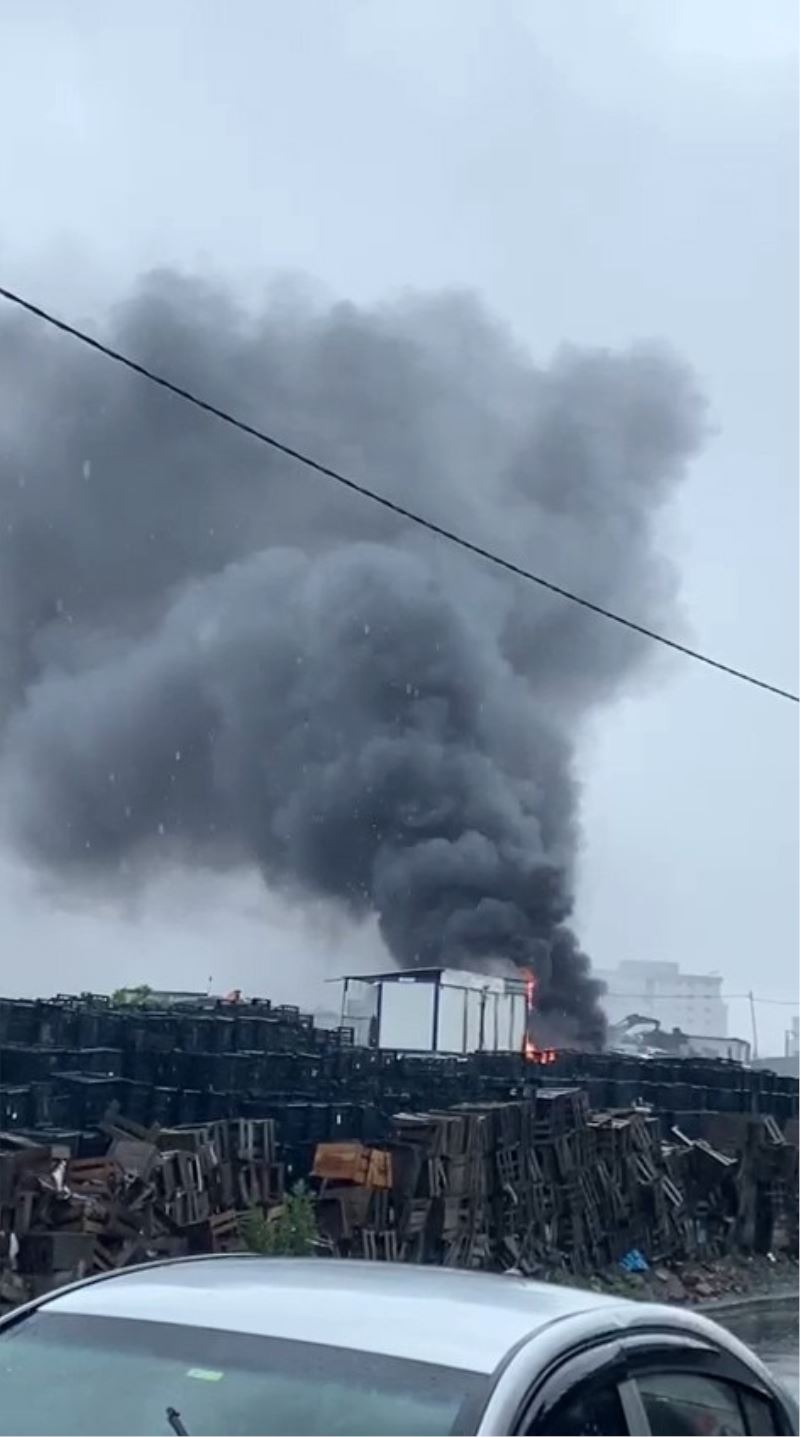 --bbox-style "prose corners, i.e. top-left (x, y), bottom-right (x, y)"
top-left (748, 990), bottom-right (759, 1060)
